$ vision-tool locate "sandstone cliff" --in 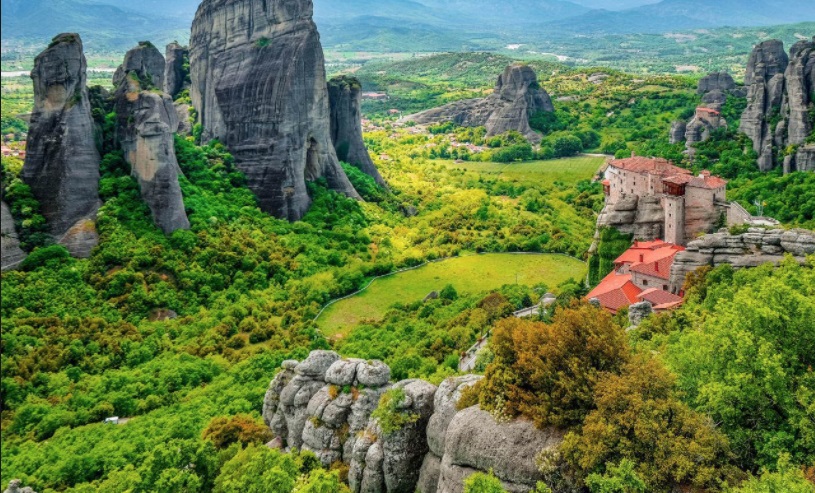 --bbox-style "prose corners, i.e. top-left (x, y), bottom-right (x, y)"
top-left (740, 38), bottom-right (815, 172)
top-left (669, 227), bottom-right (815, 291)
top-left (1, 201), bottom-right (26, 271)
top-left (328, 75), bottom-right (386, 186)
top-left (263, 351), bottom-right (563, 493)
top-left (406, 64), bottom-right (554, 145)
top-left (190, 0), bottom-right (360, 221)
top-left (114, 42), bottom-right (190, 235)
top-left (22, 33), bottom-right (101, 257)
